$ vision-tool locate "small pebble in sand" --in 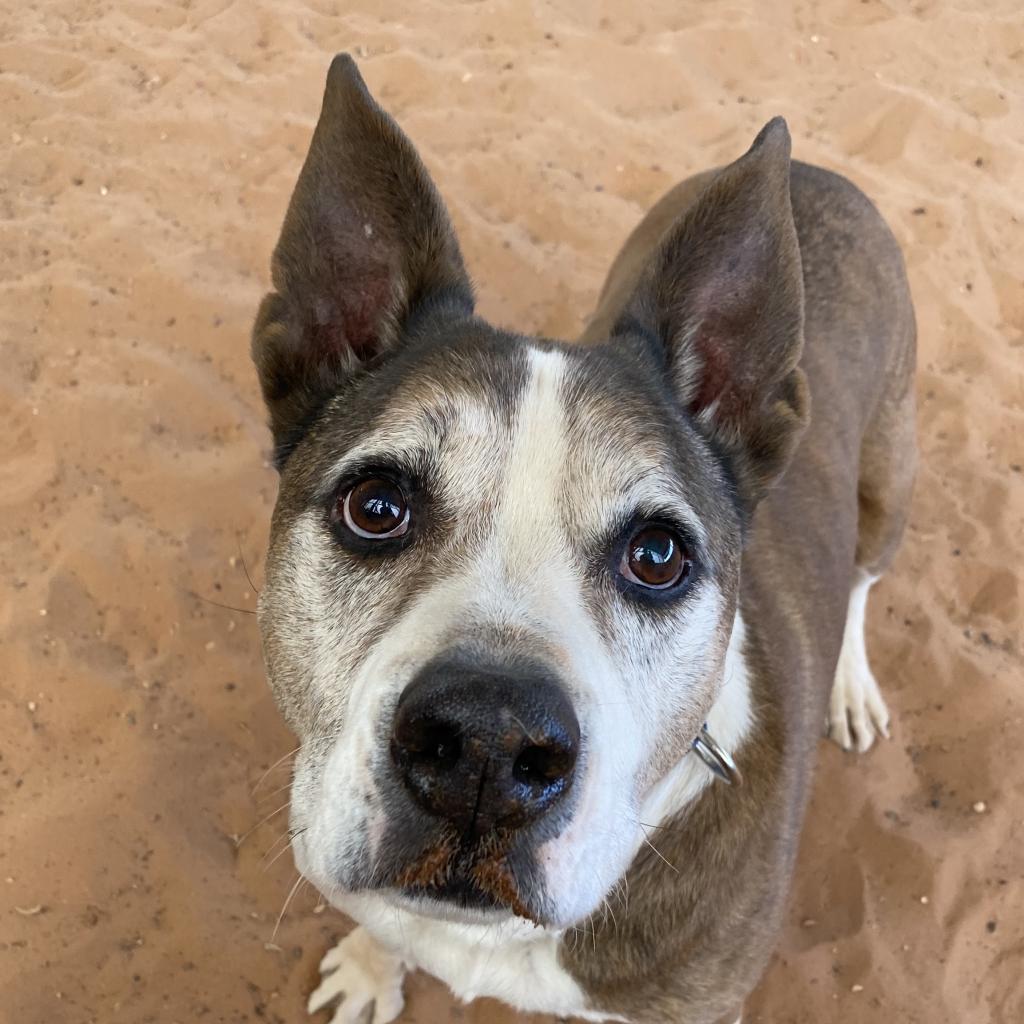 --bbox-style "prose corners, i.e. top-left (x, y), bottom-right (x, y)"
top-left (801, 918), bottom-right (817, 927)
top-left (973, 801), bottom-right (987, 813)
top-left (851, 984), bottom-right (864, 993)
top-left (99, 185), bottom-right (109, 196)
top-left (920, 896), bottom-right (930, 904)
top-left (27, 701), bottom-right (37, 712)
top-left (39, 608), bottom-right (47, 616)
